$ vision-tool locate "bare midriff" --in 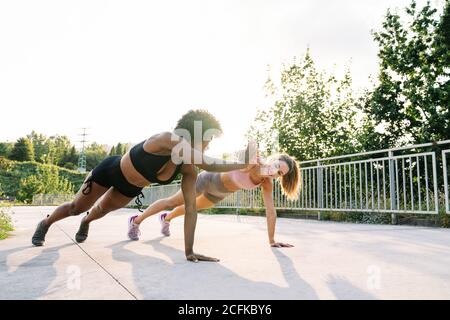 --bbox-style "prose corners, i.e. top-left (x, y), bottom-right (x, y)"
top-left (220, 172), bottom-right (251, 192)
top-left (221, 173), bottom-right (240, 192)
top-left (120, 151), bottom-right (180, 187)
top-left (120, 152), bottom-right (150, 188)
top-left (221, 171), bottom-right (262, 192)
